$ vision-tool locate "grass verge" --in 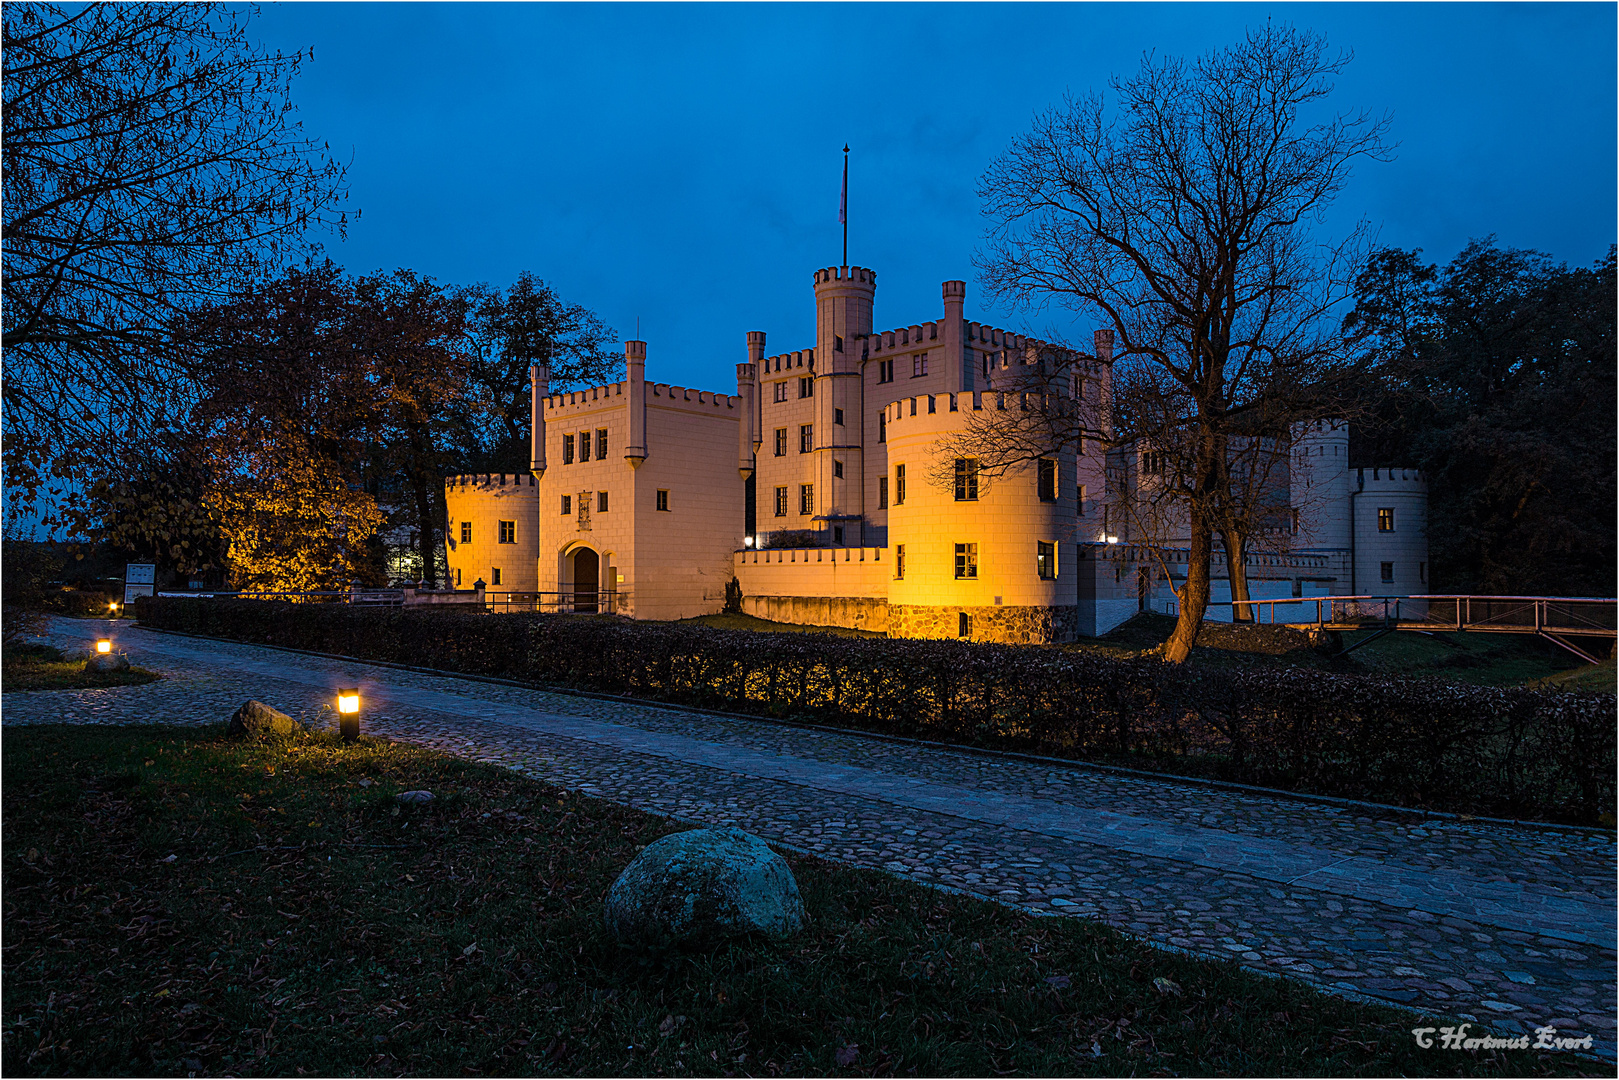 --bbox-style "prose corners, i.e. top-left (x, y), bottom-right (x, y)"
top-left (2, 642), bottom-right (161, 692)
top-left (3, 724), bottom-right (1594, 1078)
top-left (680, 613), bottom-right (883, 638)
